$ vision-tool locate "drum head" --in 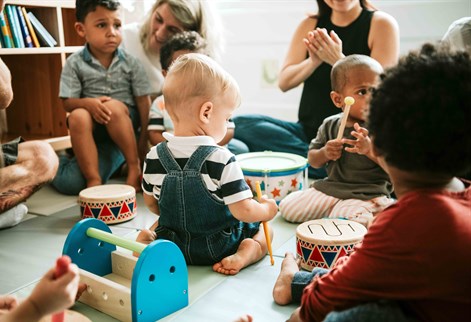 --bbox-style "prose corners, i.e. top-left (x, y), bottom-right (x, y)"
top-left (79, 184), bottom-right (135, 201)
top-left (236, 151), bottom-right (307, 173)
top-left (296, 219), bottom-right (367, 245)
